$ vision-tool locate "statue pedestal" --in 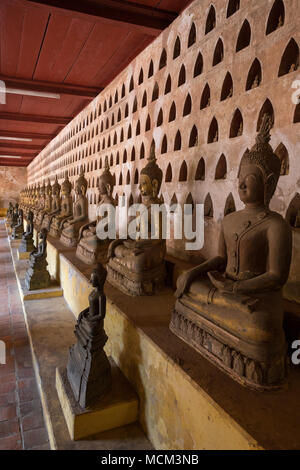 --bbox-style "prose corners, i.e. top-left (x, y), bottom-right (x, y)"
top-left (19, 278), bottom-right (63, 301)
top-left (56, 359), bottom-right (139, 440)
top-left (18, 250), bottom-right (31, 260)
